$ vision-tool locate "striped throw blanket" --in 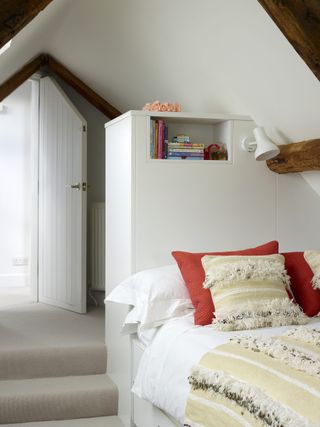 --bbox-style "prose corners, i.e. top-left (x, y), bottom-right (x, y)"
top-left (185, 327), bottom-right (320, 427)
